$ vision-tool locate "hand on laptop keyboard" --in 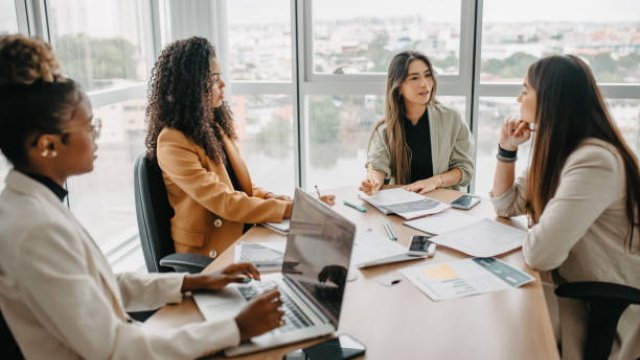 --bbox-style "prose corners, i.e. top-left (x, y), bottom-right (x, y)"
top-left (235, 288), bottom-right (284, 342)
top-left (182, 262), bottom-right (262, 292)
